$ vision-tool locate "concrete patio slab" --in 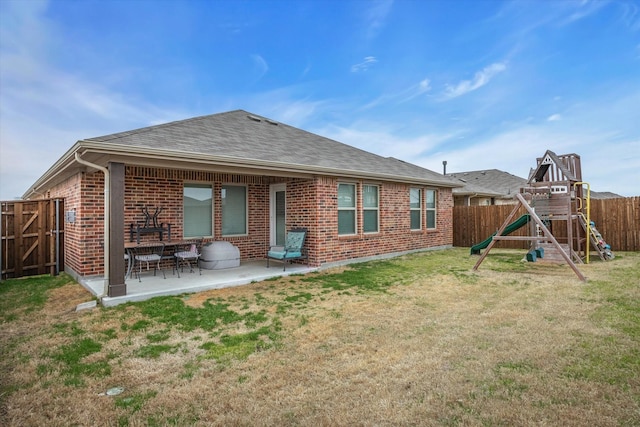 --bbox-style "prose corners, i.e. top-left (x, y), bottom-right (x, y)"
top-left (78, 261), bottom-right (318, 307)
